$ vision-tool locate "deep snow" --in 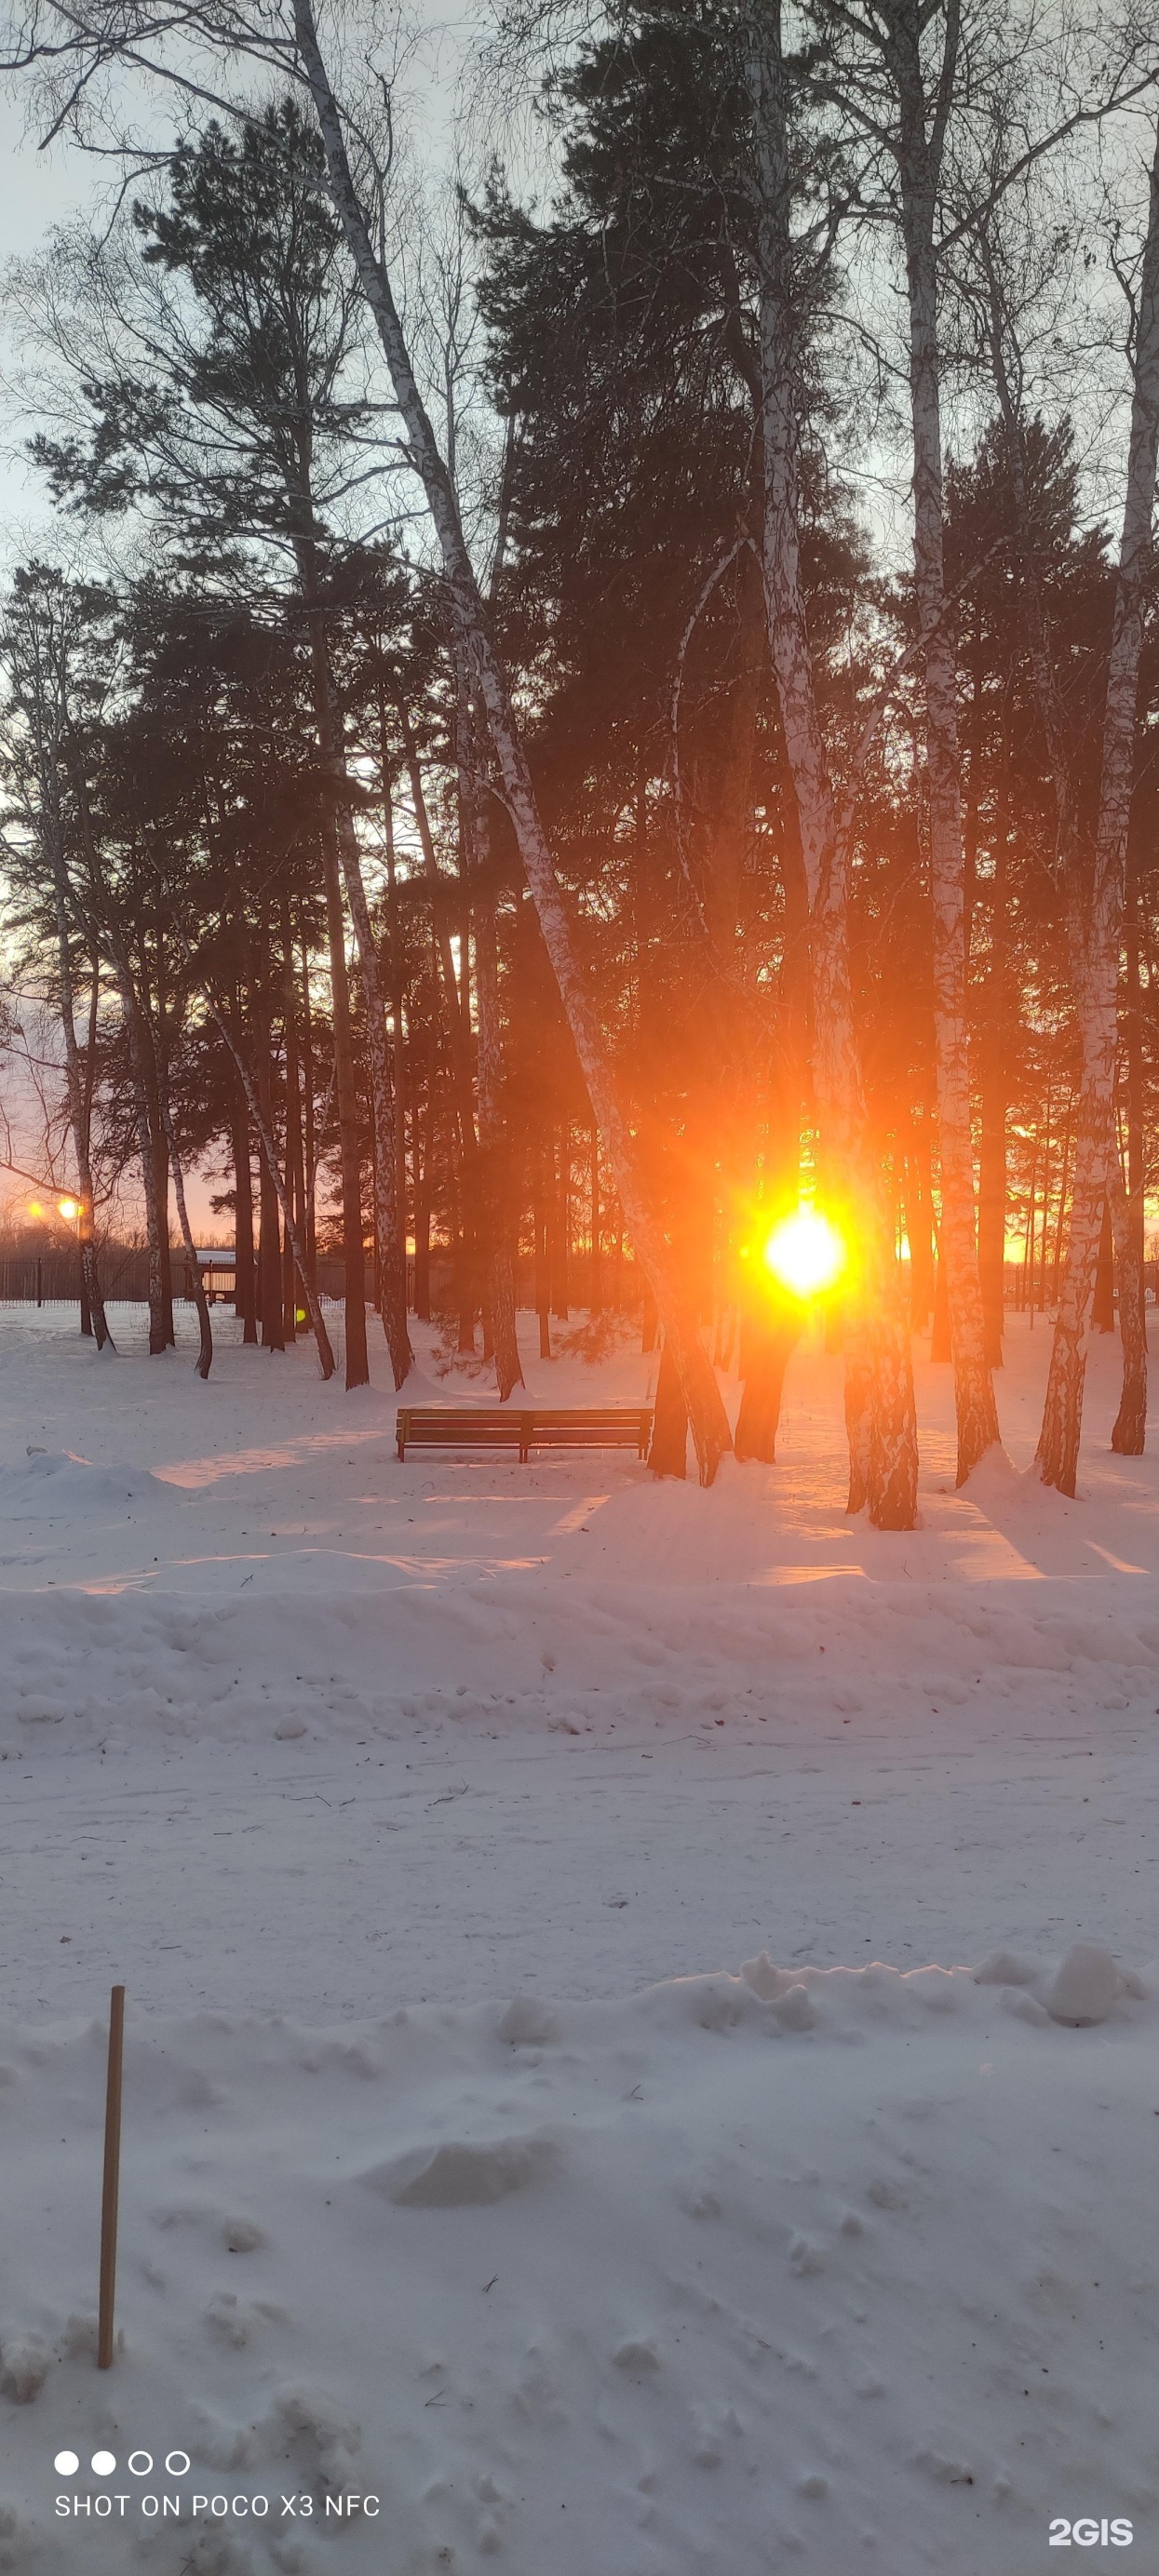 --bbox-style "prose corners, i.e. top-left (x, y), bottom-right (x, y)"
top-left (0, 1301), bottom-right (1155, 2573)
